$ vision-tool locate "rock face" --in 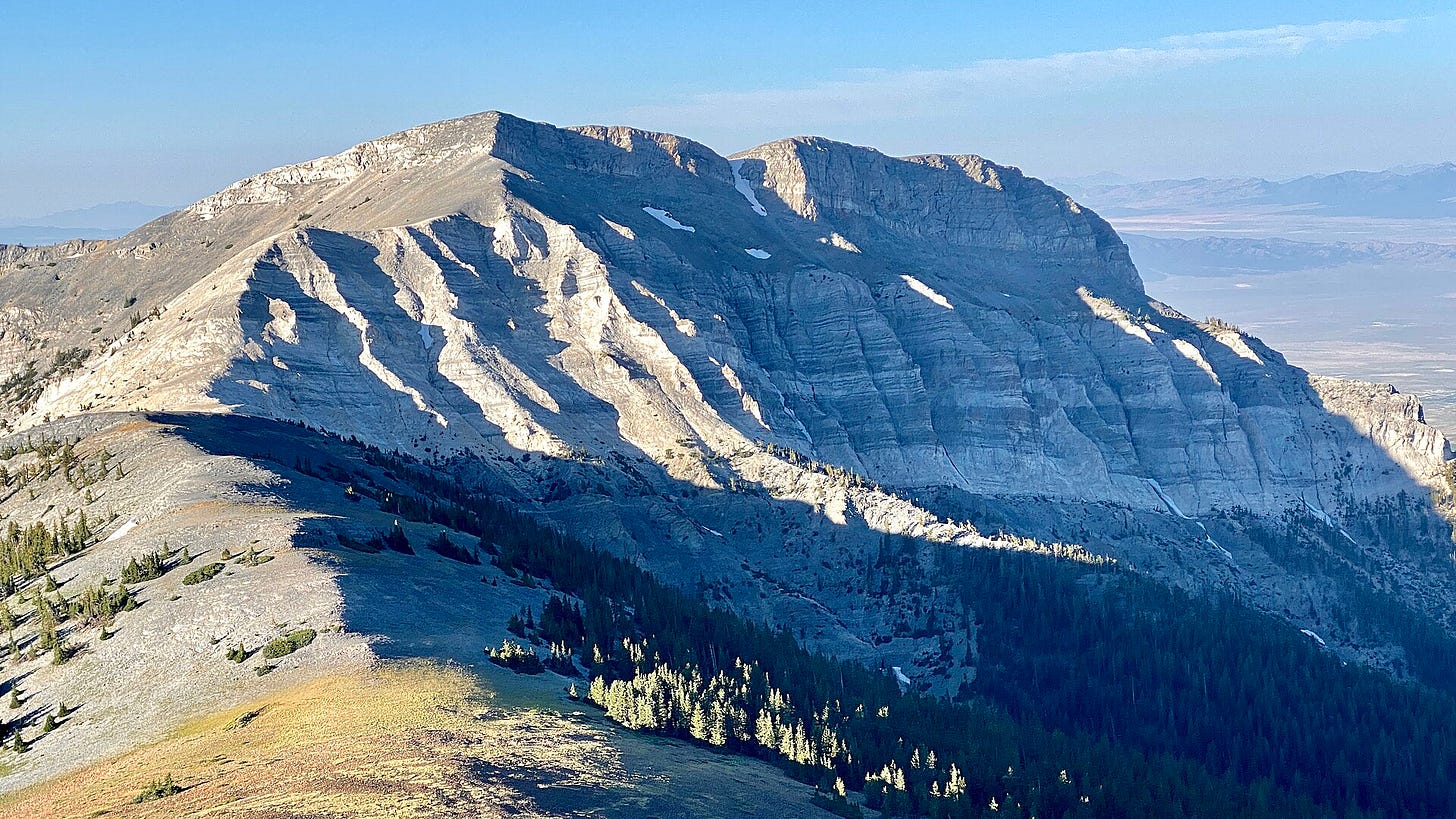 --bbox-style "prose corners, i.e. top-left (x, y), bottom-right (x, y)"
top-left (3, 111), bottom-right (1454, 678)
